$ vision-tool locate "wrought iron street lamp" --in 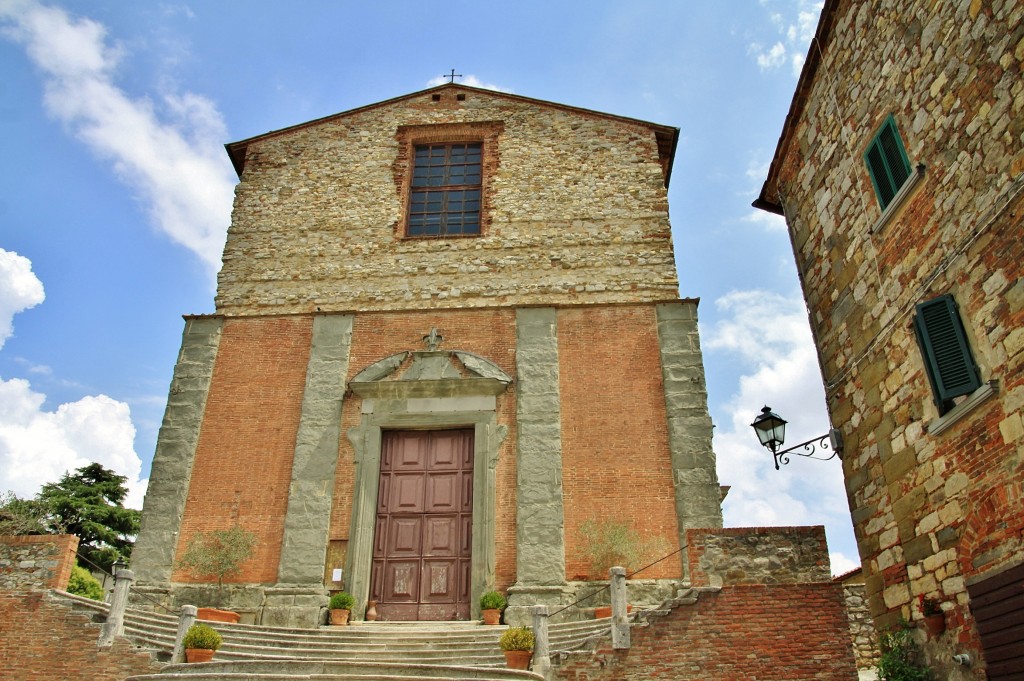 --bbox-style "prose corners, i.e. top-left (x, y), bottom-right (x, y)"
top-left (751, 405), bottom-right (843, 470)
top-left (111, 558), bottom-right (126, 582)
